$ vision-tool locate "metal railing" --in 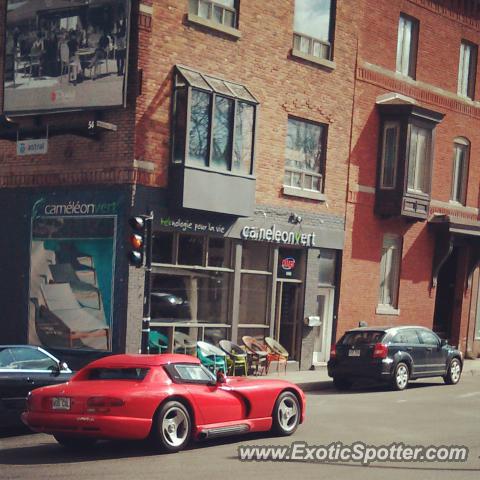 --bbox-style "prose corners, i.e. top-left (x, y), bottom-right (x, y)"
top-left (293, 32), bottom-right (331, 60)
top-left (284, 166), bottom-right (323, 192)
top-left (190, 0), bottom-right (237, 28)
